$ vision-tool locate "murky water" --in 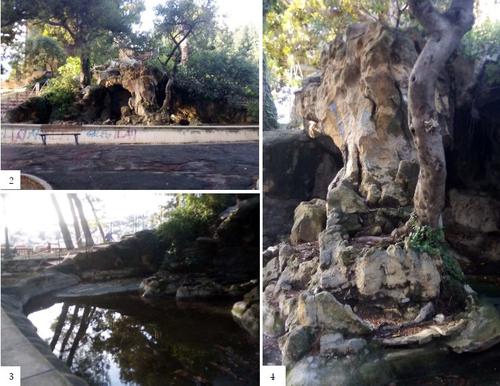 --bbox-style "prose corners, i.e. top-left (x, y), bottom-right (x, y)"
top-left (26, 294), bottom-right (259, 386)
